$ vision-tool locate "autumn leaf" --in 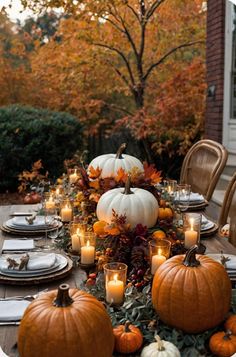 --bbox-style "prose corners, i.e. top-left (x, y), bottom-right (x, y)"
top-left (88, 165), bottom-right (102, 179)
top-left (143, 162), bottom-right (162, 184)
top-left (89, 180), bottom-right (100, 190)
top-left (115, 167), bottom-right (127, 183)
